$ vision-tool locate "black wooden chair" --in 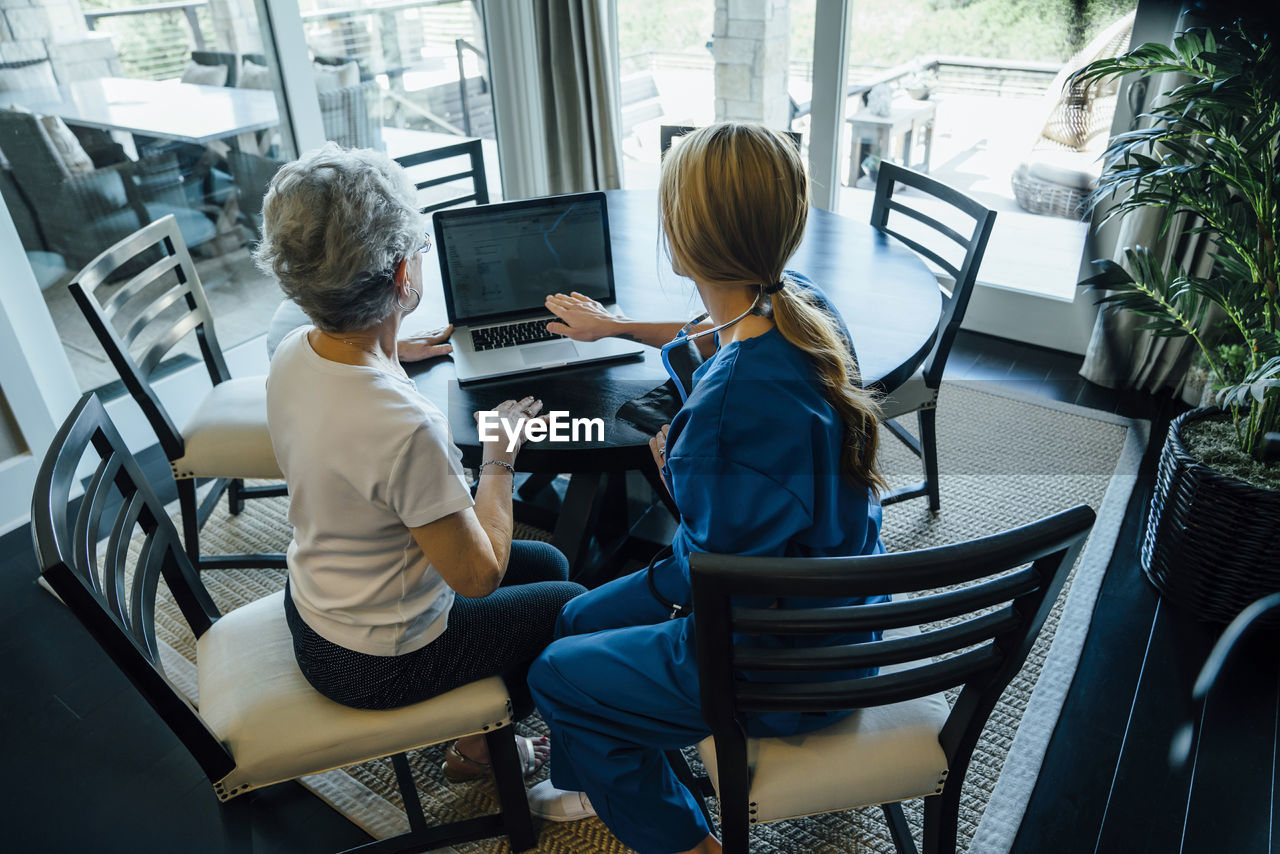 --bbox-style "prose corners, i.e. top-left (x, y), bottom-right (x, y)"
top-left (872, 162), bottom-right (997, 512)
top-left (681, 505), bottom-right (1096, 854)
top-left (660, 124), bottom-right (802, 157)
top-left (1170, 590), bottom-right (1280, 769)
top-left (31, 393), bottom-right (537, 853)
top-left (395, 138), bottom-right (490, 213)
top-left (68, 214), bottom-right (285, 571)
